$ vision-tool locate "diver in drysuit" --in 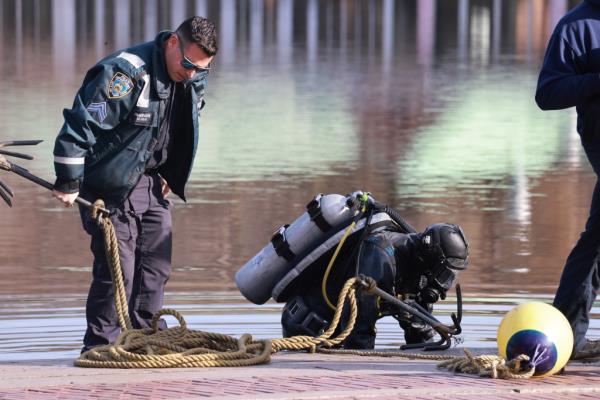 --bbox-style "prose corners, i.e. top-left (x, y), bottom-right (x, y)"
top-left (280, 222), bottom-right (469, 349)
